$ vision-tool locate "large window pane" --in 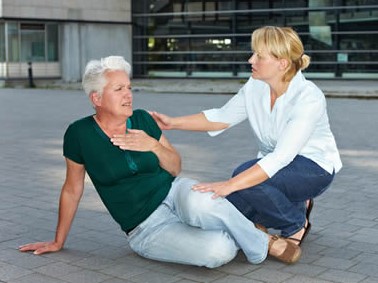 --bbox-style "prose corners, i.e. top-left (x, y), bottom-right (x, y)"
top-left (47, 24), bottom-right (58, 61)
top-left (20, 23), bottom-right (45, 62)
top-left (8, 23), bottom-right (20, 62)
top-left (0, 23), bottom-right (5, 61)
